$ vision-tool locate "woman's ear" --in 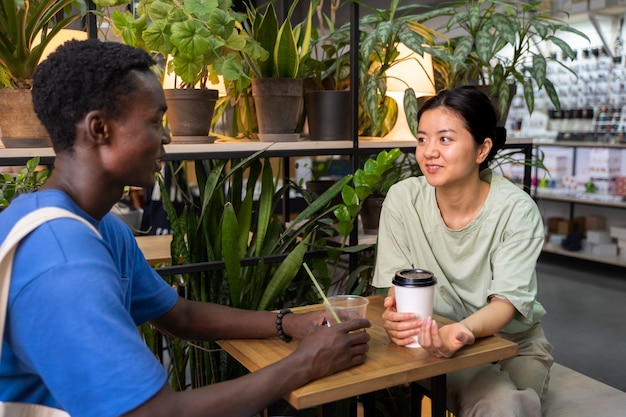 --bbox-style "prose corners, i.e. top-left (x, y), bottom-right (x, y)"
top-left (477, 137), bottom-right (493, 163)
